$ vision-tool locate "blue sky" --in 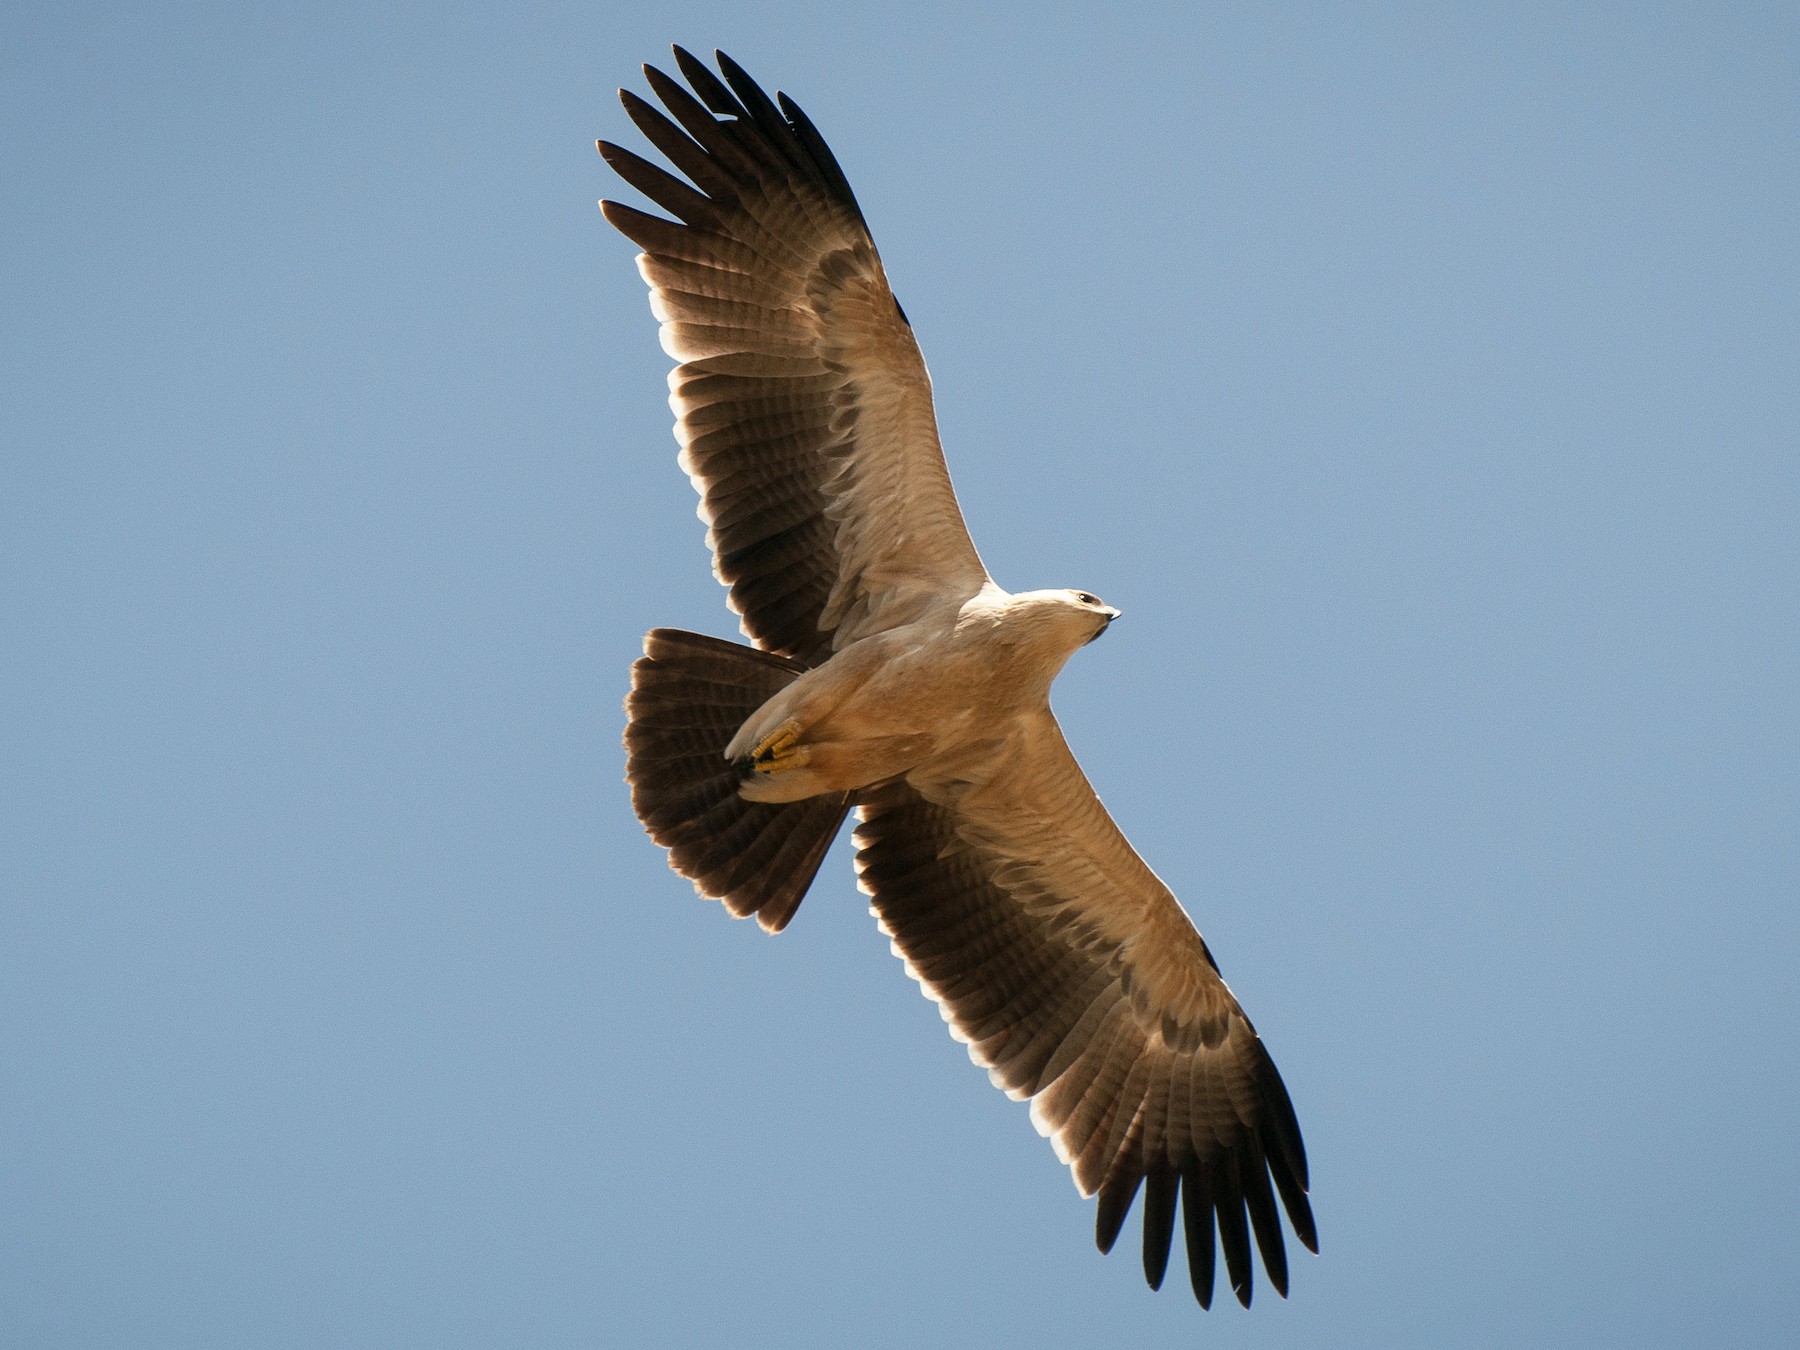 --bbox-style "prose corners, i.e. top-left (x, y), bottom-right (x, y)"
top-left (4, 2), bottom-right (1797, 1346)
